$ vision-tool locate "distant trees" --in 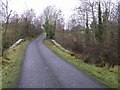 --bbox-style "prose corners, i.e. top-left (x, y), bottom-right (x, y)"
top-left (2, 8), bottom-right (43, 52)
top-left (1, 0), bottom-right (118, 66)
top-left (54, 0), bottom-right (118, 66)
top-left (20, 9), bottom-right (36, 37)
top-left (43, 6), bottom-right (63, 39)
